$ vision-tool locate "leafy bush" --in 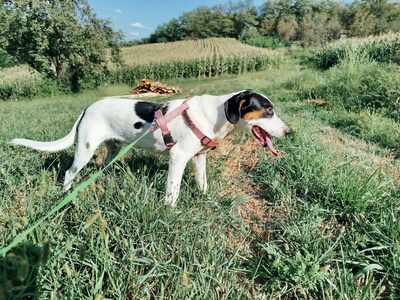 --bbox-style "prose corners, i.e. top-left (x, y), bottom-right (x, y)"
top-left (0, 49), bottom-right (16, 68)
top-left (0, 66), bottom-right (61, 100)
